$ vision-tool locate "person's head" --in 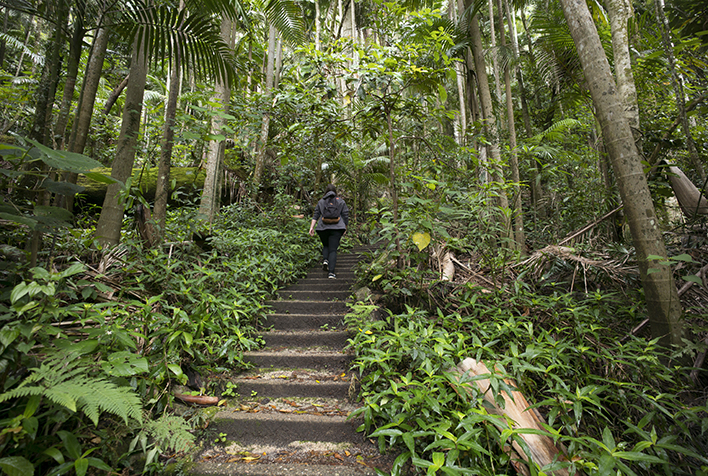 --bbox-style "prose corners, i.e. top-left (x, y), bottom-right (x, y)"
top-left (325, 184), bottom-right (337, 196)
